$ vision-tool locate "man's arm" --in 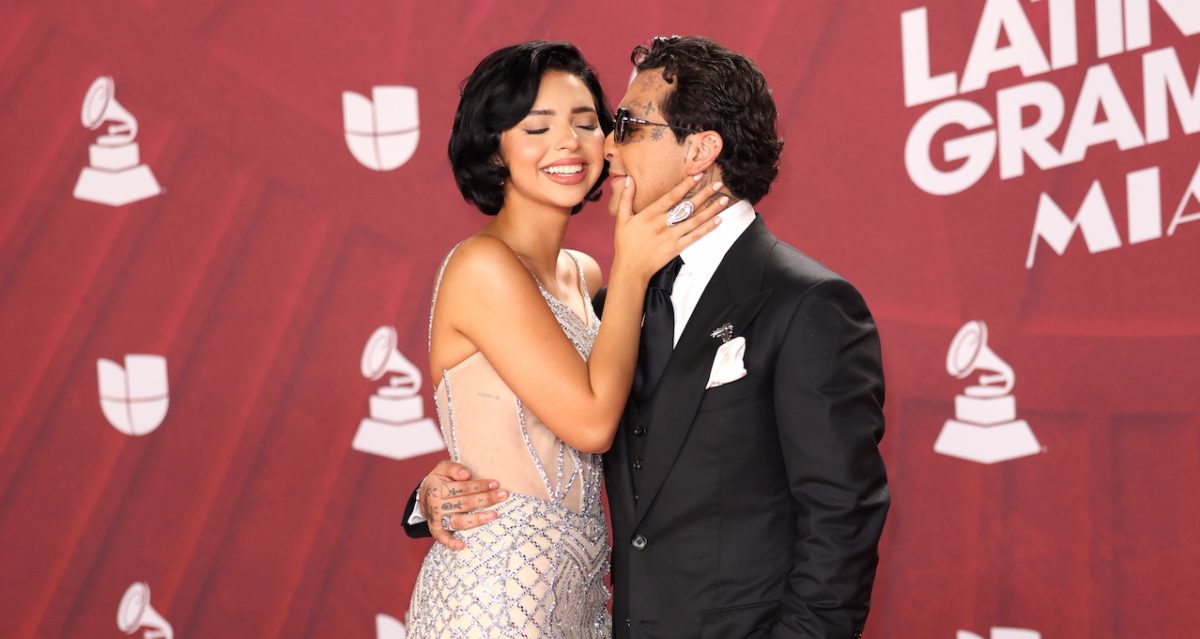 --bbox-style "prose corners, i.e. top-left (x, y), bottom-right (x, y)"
top-left (401, 484), bottom-right (431, 538)
top-left (771, 280), bottom-right (889, 639)
top-left (400, 460), bottom-right (509, 551)
top-left (592, 286), bottom-right (607, 320)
